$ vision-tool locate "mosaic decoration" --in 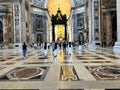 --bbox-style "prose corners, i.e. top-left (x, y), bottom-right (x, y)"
top-left (0, 66), bottom-right (49, 81)
top-left (31, 0), bottom-right (45, 8)
top-left (60, 65), bottom-right (80, 81)
top-left (94, 0), bottom-right (100, 41)
top-left (86, 65), bottom-right (120, 80)
top-left (73, 0), bottom-right (85, 7)
top-left (36, 15), bottom-right (44, 31)
top-left (77, 13), bottom-right (84, 29)
top-left (13, 4), bottom-right (21, 43)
